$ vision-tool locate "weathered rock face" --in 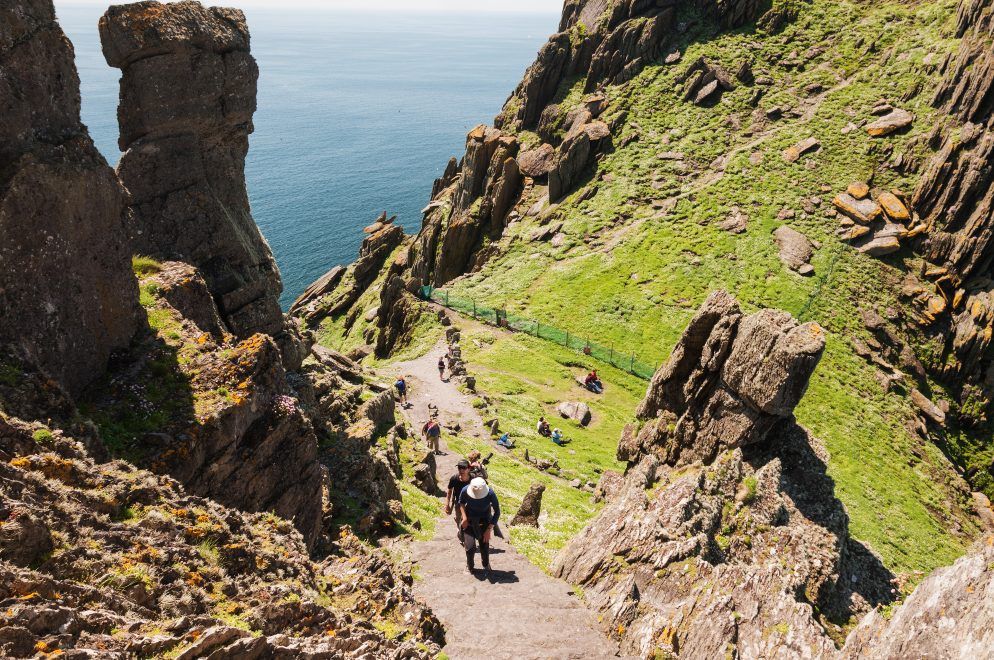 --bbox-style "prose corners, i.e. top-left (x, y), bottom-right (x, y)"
top-left (624, 291), bottom-right (825, 467)
top-left (901, 0), bottom-right (994, 424)
top-left (82, 263), bottom-right (324, 548)
top-left (497, 0), bottom-right (774, 133)
top-left (100, 1), bottom-right (301, 366)
top-left (841, 534), bottom-right (994, 658)
top-left (0, 409), bottom-right (441, 657)
top-left (0, 0), bottom-right (141, 397)
top-left (551, 292), bottom-right (897, 657)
